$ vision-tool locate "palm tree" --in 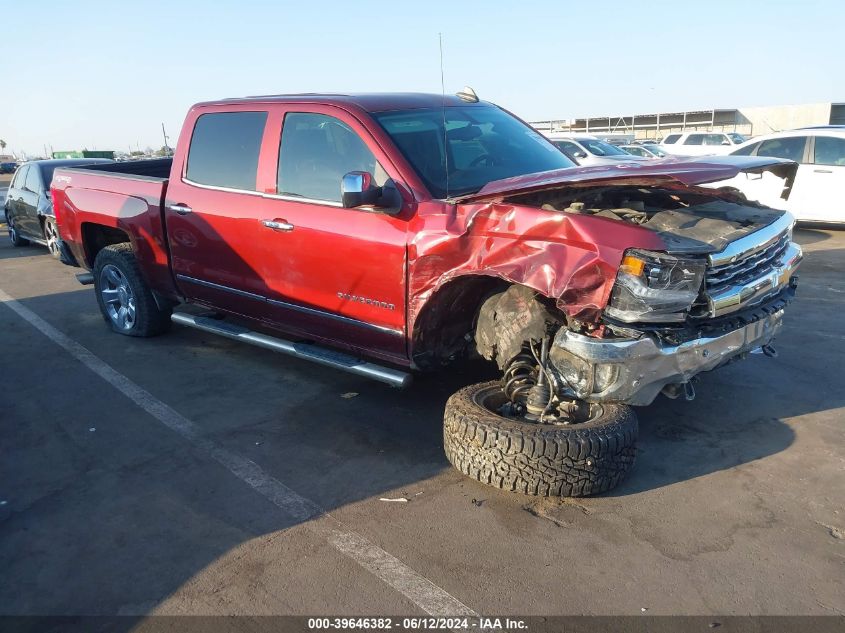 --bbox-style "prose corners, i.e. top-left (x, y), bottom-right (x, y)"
top-left (0, 139), bottom-right (6, 152)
